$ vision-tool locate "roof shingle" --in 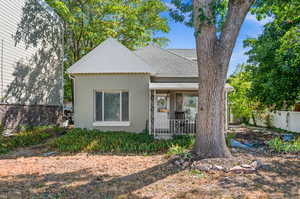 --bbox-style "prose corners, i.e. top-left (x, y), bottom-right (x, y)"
top-left (134, 46), bottom-right (198, 77)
